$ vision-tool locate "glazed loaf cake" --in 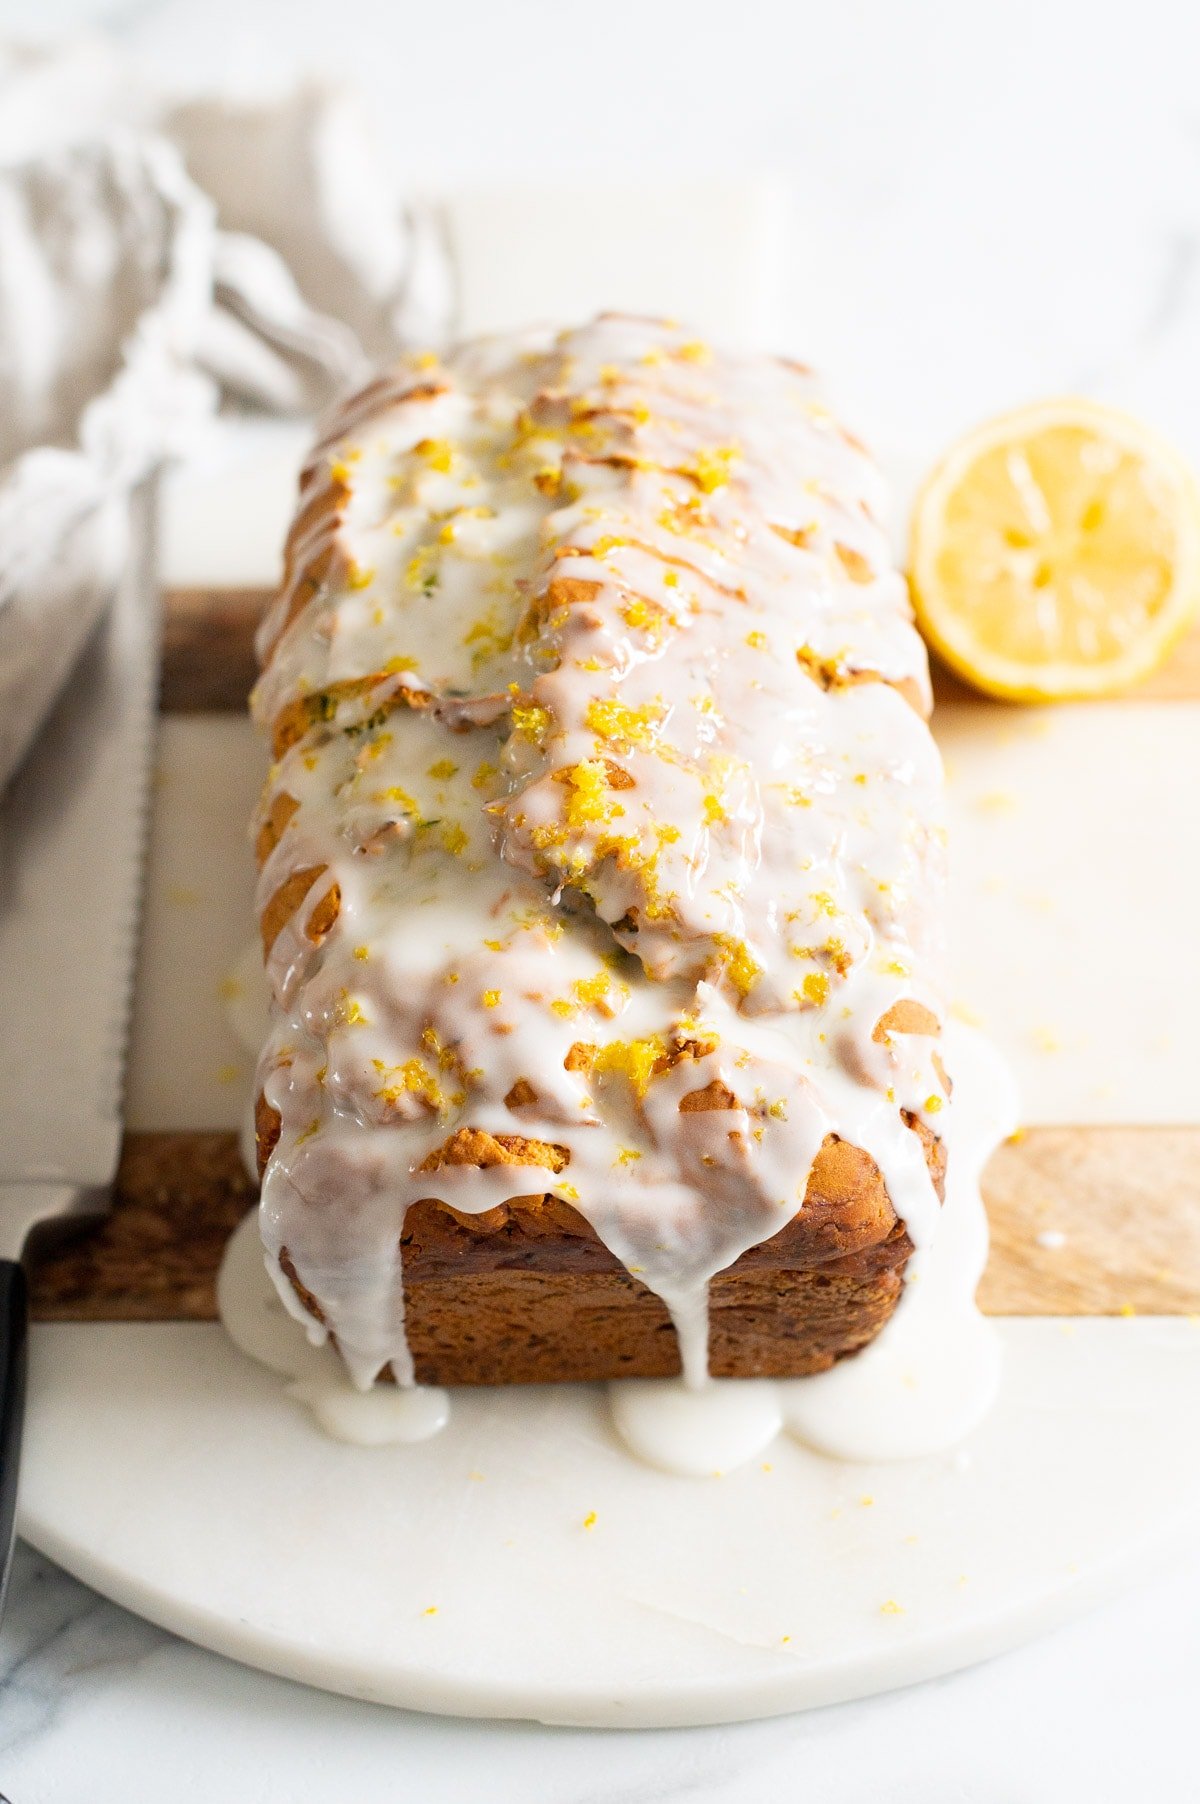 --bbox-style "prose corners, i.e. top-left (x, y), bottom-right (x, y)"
top-left (251, 316), bottom-right (950, 1390)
